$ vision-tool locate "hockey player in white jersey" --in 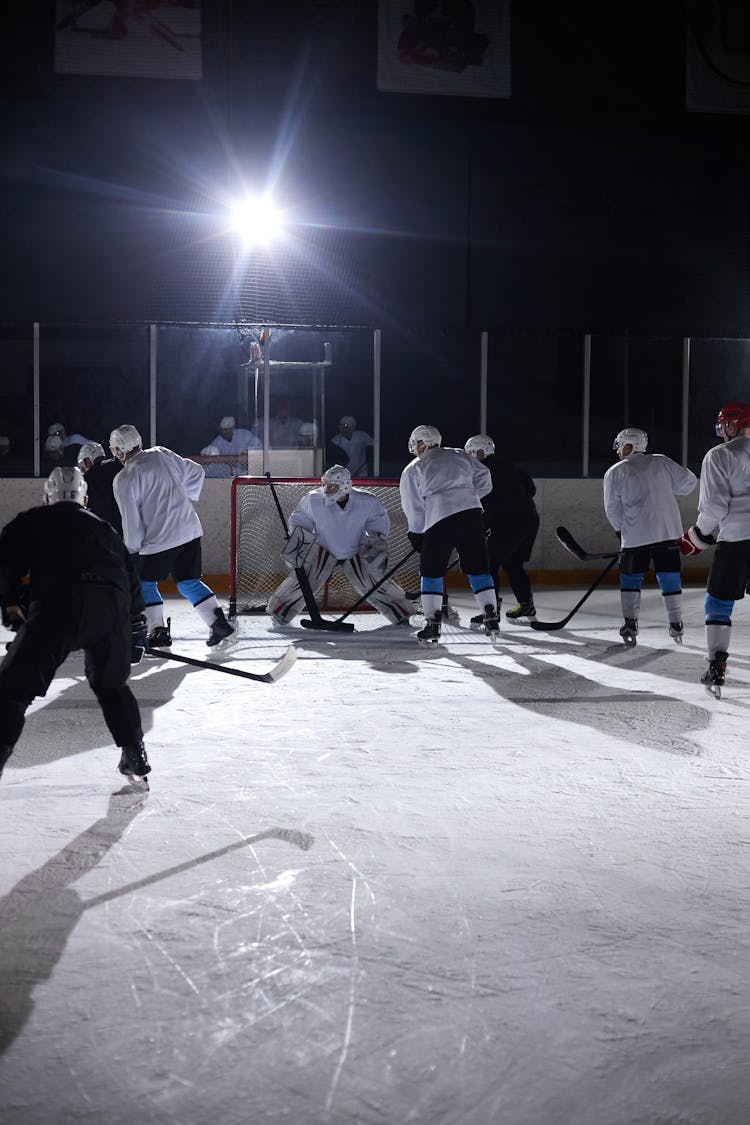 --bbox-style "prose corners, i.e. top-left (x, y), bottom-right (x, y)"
top-left (679, 402), bottom-right (750, 696)
top-left (604, 427), bottom-right (697, 646)
top-left (266, 466), bottom-right (411, 627)
top-left (399, 425), bottom-right (497, 645)
top-left (110, 425), bottom-right (235, 648)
